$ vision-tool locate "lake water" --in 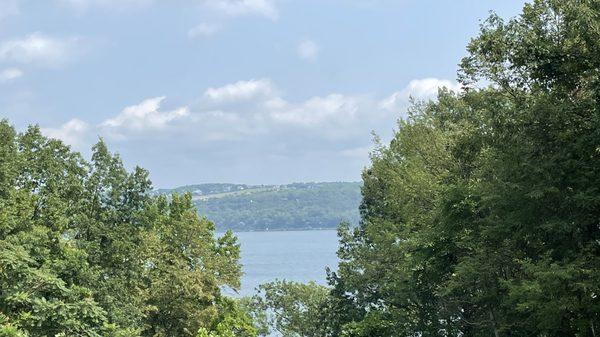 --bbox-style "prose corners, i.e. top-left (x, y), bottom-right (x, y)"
top-left (223, 230), bottom-right (339, 297)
